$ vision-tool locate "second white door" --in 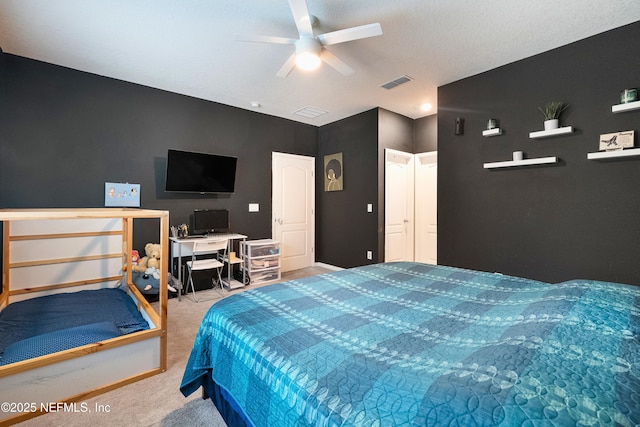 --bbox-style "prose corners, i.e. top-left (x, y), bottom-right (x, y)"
top-left (414, 152), bottom-right (437, 264)
top-left (384, 149), bottom-right (415, 262)
top-left (384, 149), bottom-right (437, 264)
